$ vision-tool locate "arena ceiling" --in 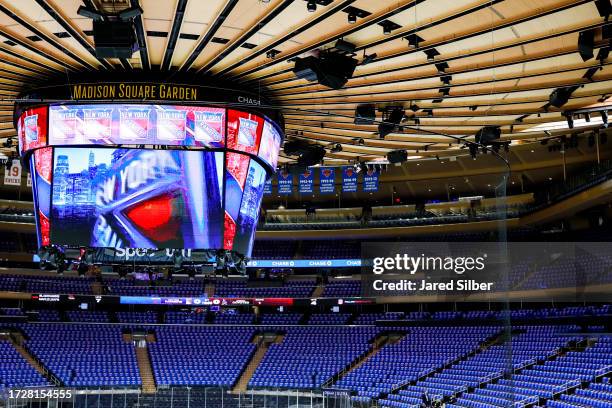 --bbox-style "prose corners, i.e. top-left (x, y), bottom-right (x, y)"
top-left (0, 0), bottom-right (610, 170)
